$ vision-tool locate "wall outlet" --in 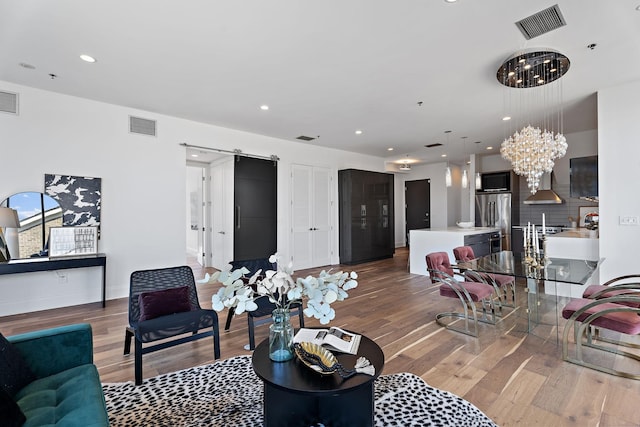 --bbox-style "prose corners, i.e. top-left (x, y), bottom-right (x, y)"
top-left (619, 216), bottom-right (640, 226)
